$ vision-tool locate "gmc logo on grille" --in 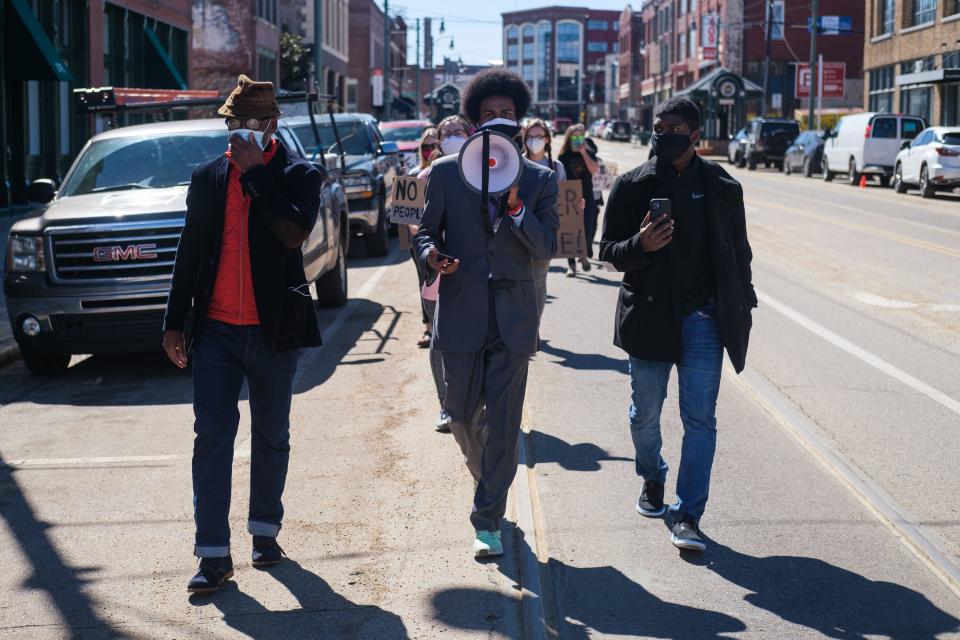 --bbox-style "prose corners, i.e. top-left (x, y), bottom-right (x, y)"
top-left (92, 243), bottom-right (158, 262)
